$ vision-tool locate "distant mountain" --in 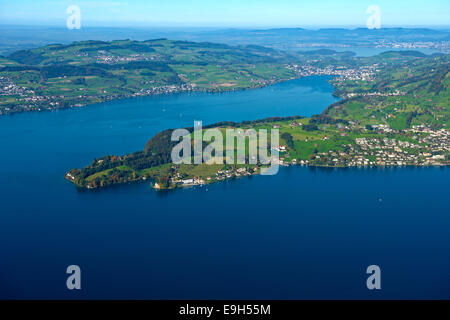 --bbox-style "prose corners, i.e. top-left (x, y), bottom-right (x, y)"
top-left (377, 50), bottom-right (428, 58)
top-left (0, 25), bottom-right (448, 55)
top-left (195, 27), bottom-right (450, 46)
